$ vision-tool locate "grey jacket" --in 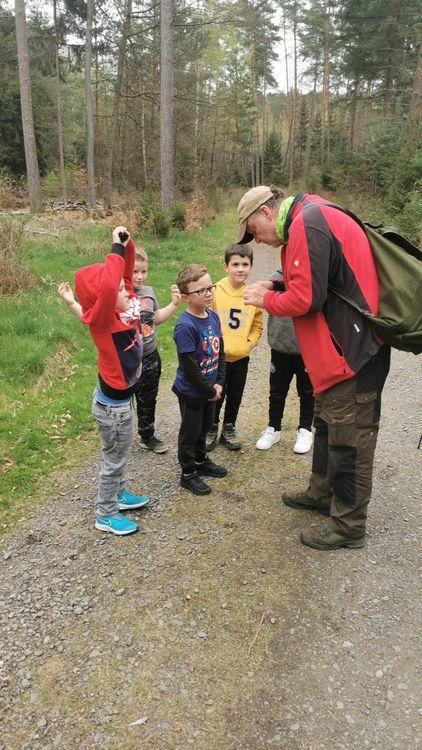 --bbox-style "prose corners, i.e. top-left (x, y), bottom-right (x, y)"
top-left (267, 270), bottom-right (300, 355)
